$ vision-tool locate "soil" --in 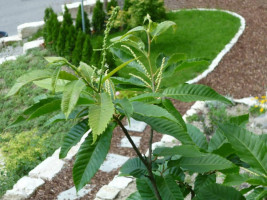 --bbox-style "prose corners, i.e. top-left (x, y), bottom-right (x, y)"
top-left (27, 0), bottom-right (267, 199)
